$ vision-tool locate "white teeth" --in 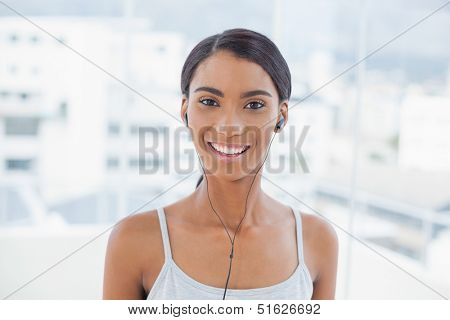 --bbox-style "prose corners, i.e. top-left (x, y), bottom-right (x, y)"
top-left (210, 143), bottom-right (248, 155)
